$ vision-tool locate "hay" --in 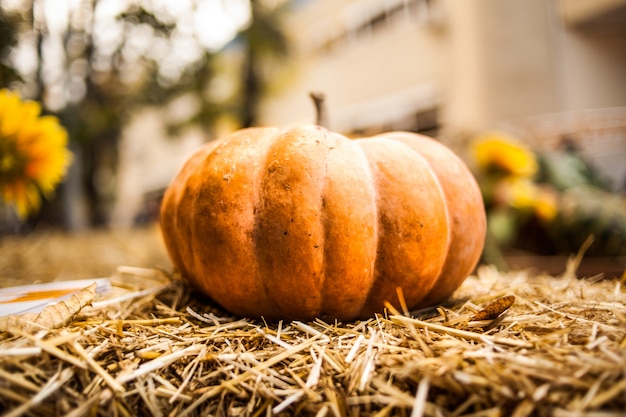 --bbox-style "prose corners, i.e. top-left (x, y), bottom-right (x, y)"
top-left (1, 234), bottom-right (625, 416)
